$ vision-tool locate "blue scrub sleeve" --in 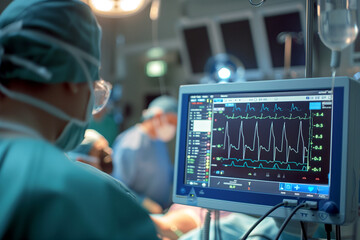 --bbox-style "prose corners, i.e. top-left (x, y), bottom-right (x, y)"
top-left (112, 146), bottom-right (138, 186)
